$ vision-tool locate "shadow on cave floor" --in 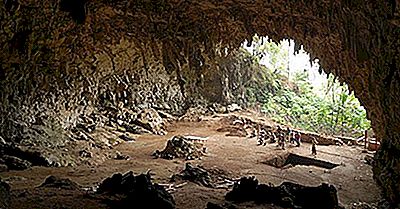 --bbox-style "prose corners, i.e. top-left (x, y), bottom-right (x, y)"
top-left (263, 153), bottom-right (340, 169)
